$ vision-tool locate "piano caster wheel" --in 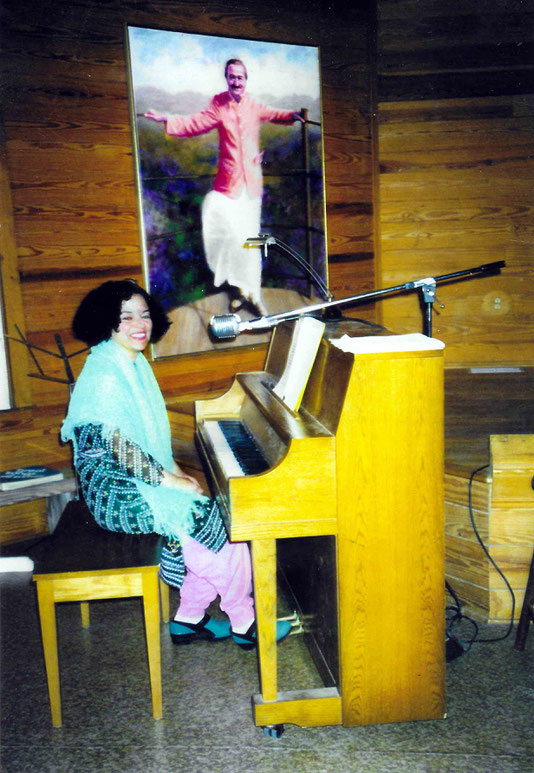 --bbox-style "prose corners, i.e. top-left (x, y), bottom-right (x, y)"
top-left (263, 724), bottom-right (285, 739)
